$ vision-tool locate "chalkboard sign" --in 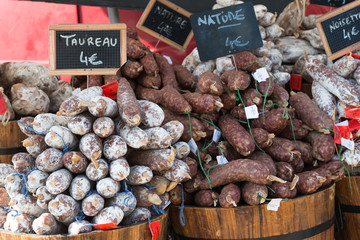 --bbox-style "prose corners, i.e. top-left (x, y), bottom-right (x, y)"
top-left (49, 24), bottom-right (127, 75)
top-left (310, 0), bottom-right (354, 8)
top-left (190, 2), bottom-right (263, 61)
top-left (136, 0), bottom-right (193, 51)
top-left (316, 1), bottom-right (360, 60)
